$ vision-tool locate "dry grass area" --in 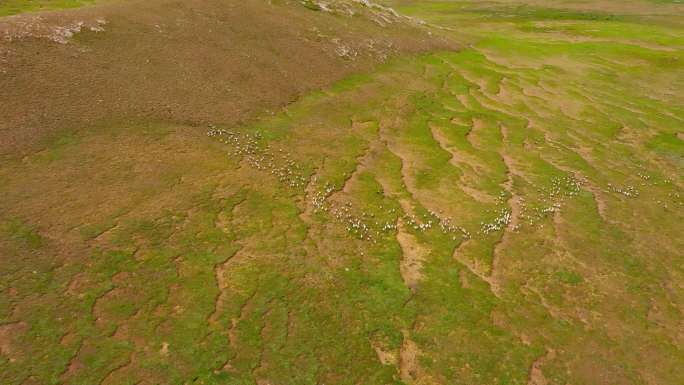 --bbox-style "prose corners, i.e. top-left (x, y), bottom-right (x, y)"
top-left (1, 0), bottom-right (683, 384)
